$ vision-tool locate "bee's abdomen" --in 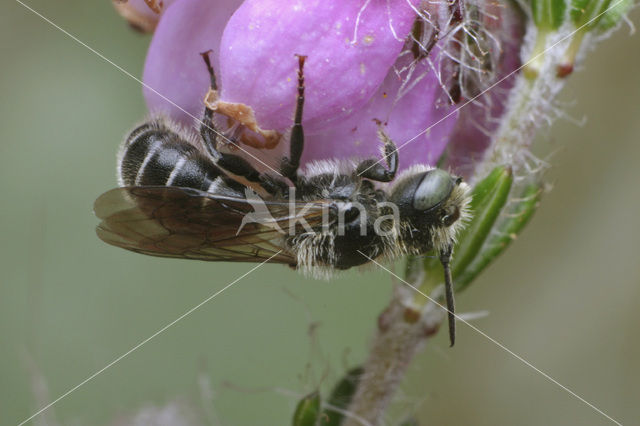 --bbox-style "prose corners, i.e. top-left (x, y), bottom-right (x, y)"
top-left (118, 122), bottom-right (222, 192)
